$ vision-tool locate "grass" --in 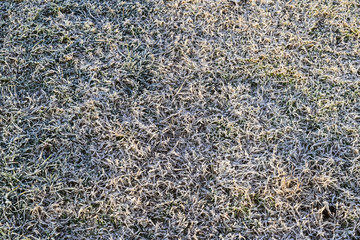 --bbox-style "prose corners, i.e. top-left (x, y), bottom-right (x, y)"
top-left (1, 0), bottom-right (360, 239)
